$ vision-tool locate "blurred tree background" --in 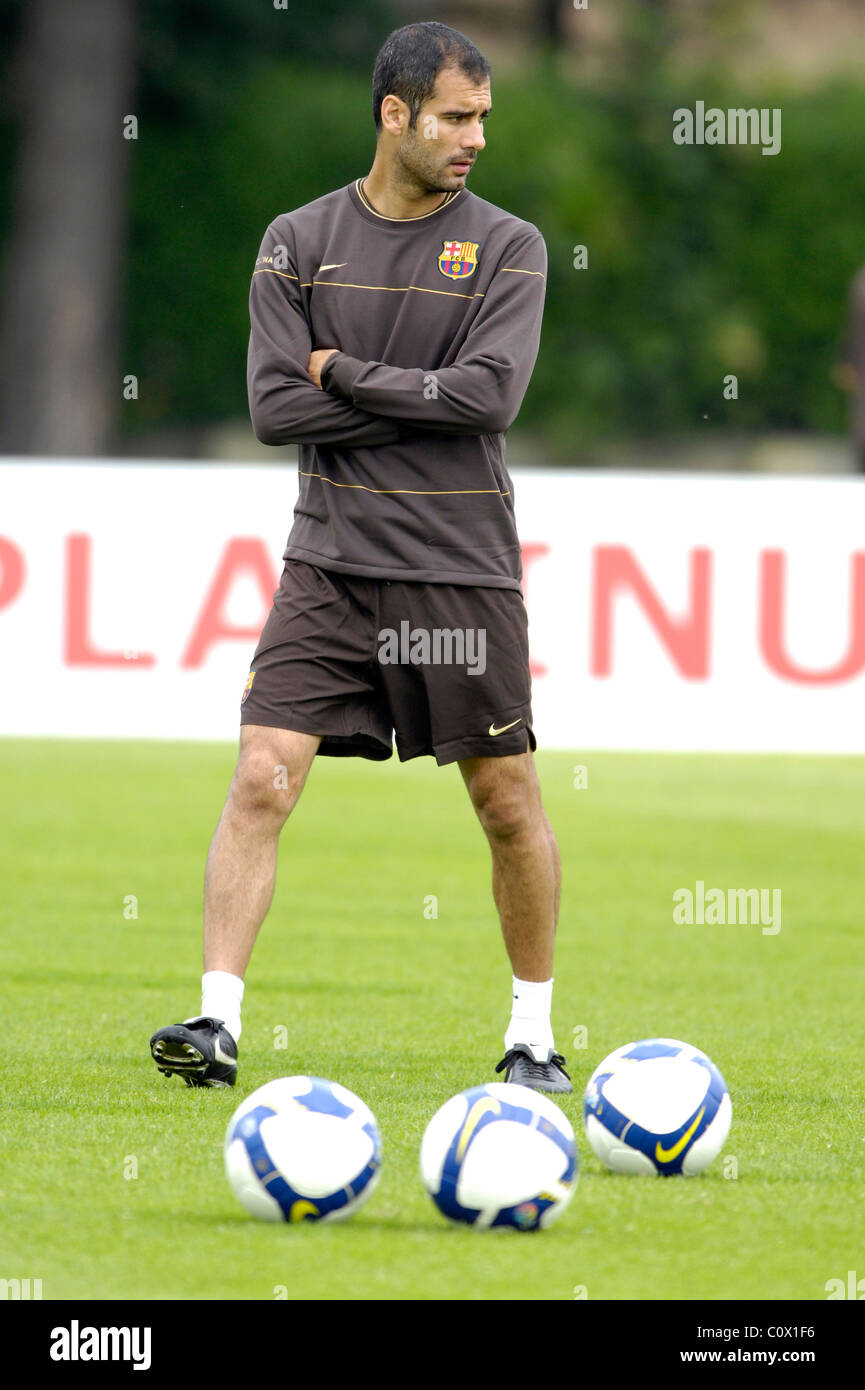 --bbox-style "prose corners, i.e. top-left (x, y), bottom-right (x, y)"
top-left (0, 0), bottom-right (863, 463)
